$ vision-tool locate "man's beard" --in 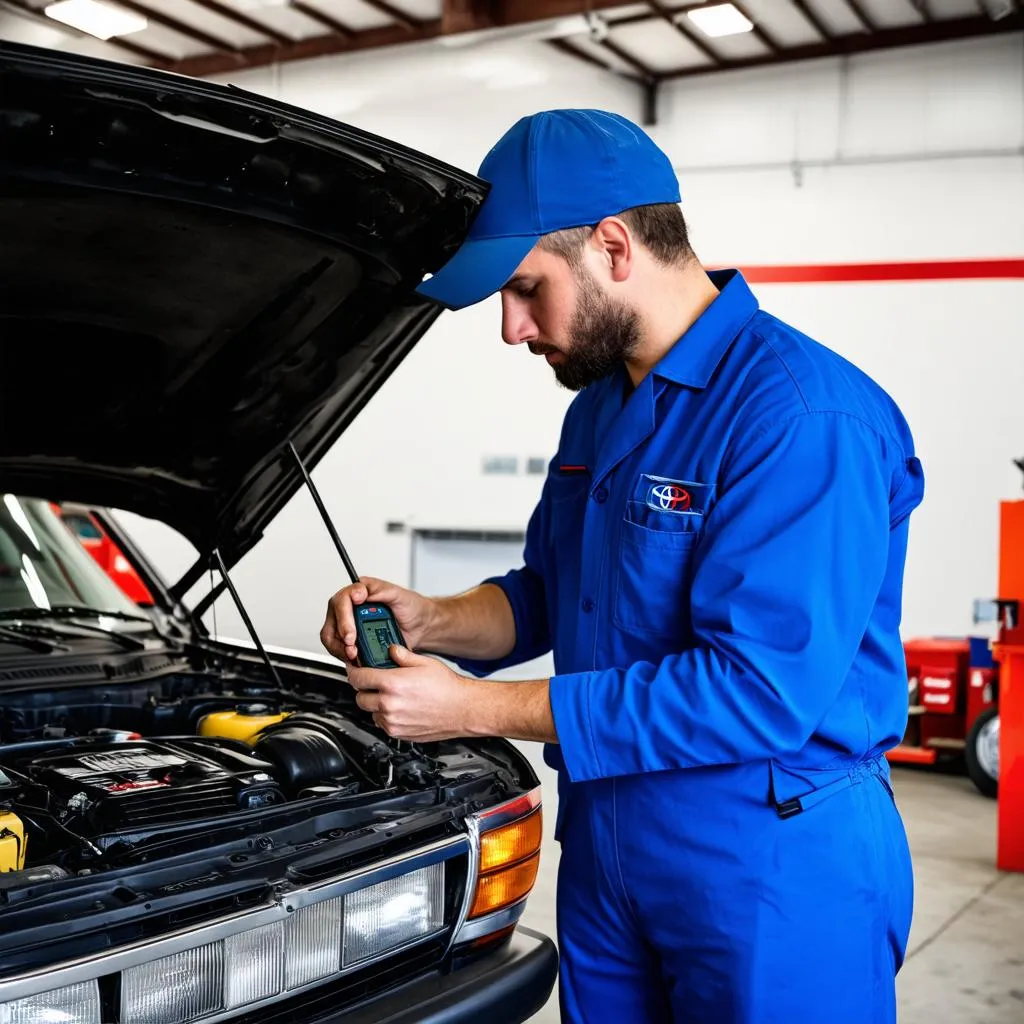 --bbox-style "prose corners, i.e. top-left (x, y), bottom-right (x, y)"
top-left (534, 268), bottom-right (641, 392)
